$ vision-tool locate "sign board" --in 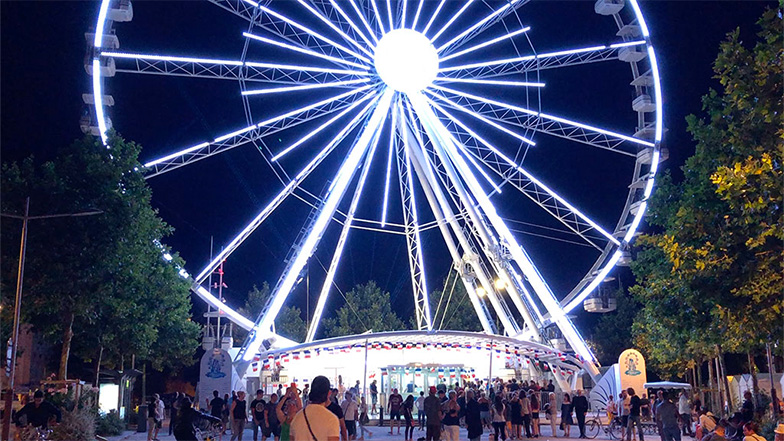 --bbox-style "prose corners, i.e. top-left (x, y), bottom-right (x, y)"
top-left (198, 348), bottom-right (240, 409)
top-left (618, 349), bottom-right (647, 396)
